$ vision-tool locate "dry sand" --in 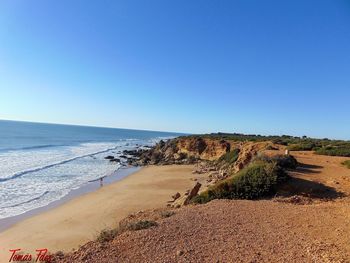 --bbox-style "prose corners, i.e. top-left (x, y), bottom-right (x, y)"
top-left (0, 165), bottom-right (206, 261)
